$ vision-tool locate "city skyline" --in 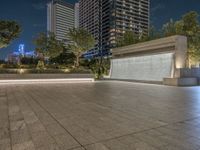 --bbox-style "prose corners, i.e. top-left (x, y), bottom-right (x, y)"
top-left (0, 0), bottom-right (200, 59)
